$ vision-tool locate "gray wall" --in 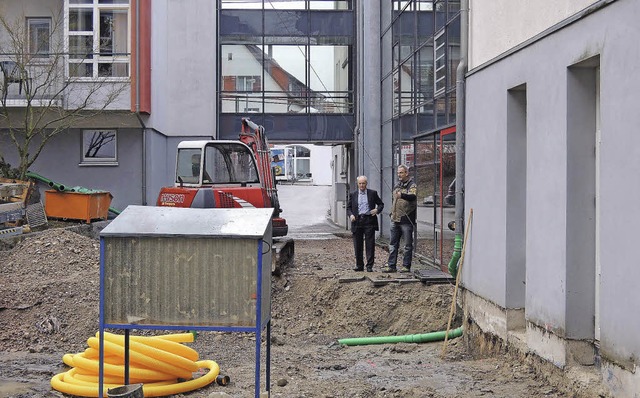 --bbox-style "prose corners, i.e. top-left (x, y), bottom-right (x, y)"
top-left (144, 131), bottom-right (214, 207)
top-left (465, 0), bottom-right (640, 368)
top-left (140, 0), bottom-right (217, 206)
top-left (147, 0), bottom-right (217, 138)
top-left (1, 128), bottom-right (143, 211)
top-left (356, 0), bottom-right (383, 200)
top-left (0, 0), bottom-right (59, 41)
